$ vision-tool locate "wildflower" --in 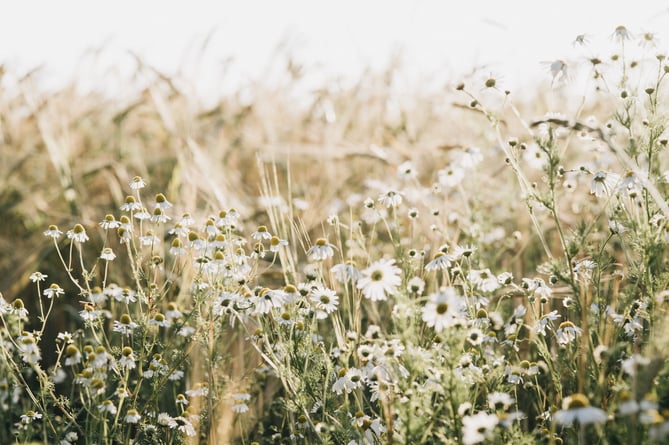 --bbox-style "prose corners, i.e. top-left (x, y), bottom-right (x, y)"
top-left (269, 235), bottom-right (288, 252)
top-left (232, 393), bottom-right (251, 413)
top-left (488, 392), bottom-right (515, 411)
top-left (98, 400), bottom-right (117, 415)
top-left (100, 247), bottom-right (116, 261)
top-left (66, 224), bottom-right (89, 243)
top-left (251, 225), bottom-right (272, 240)
top-left (407, 276), bottom-right (425, 294)
top-left (466, 328), bottom-right (485, 346)
top-left (556, 321), bottom-right (582, 345)
top-left (11, 298), bottom-right (29, 319)
top-left (457, 146), bottom-right (484, 169)
top-left (331, 261), bottom-right (362, 283)
top-left (113, 314), bottom-right (138, 335)
top-left (590, 171), bottom-right (619, 197)
top-left (119, 347), bottom-right (136, 369)
top-left (425, 252), bottom-right (451, 271)
top-left (332, 367), bottom-right (364, 394)
top-left (149, 313), bottom-right (170, 328)
top-left (60, 432), bottom-right (78, 445)
top-left (546, 59), bottom-right (568, 85)
top-left (310, 285), bottom-right (339, 318)
top-left (397, 161), bottom-right (416, 180)
top-left (468, 268), bottom-right (500, 293)
top-left (307, 238), bottom-right (335, 261)
top-left (378, 190), bottom-right (403, 208)
top-left (621, 354), bottom-right (651, 376)
top-left (612, 25), bottom-right (632, 42)
top-left (357, 258), bottom-right (402, 301)
top-left (79, 304), bottom-right (102, 322)
top-left (170, 239), bottom-right (186, 255)
top-left (19, 410), bottom-right (42, 426)
top-left (252, 288), bottom-right (283, 315)
top-left (165, 302), bottom-right (182, 320)
top-left (462, 411), bottom-right (498, 444)
top-left (553, 393), bottom-right (607, 426)
top-left (125, 408), bottom-right (142, 423)
top-left (120, 195), bottom-right (142, 211)
top-left (99, 214), bottom-right (120, 230)
top-left (168, 416), bottom-right (197, 436)
top-left (18, 332), bottom-right (41, 364)
top-left (43, 283), bottom-right (65, 299)
top-left (29, 272), bottom-right (48, 282)
top-left (421, 287), bottom-right (466, 332)
top-left (133, 207), bottom-right (151, 220)
top-left (438, 165), bottom-right (465, 187)
top-left (534, 310), bottom-right (561, 336)
top-left (154, 193), bottom-right (172, 210)
top-left (139, 231), bottom-right (160, 246)
top-left (130, 176), bottom-right (146, 189)
top-left (150, 208), bottom-right (171, 223)
top-left (43, 224), bottom-right (63, 239)
top-left (64, 345), bottom-right (82, 366)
